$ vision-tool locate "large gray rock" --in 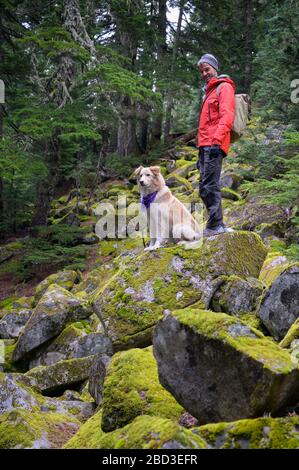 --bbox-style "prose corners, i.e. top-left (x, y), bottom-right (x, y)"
top-left (29, 322), bottom-right (113, 369)
top-left (88, 354), bottom-right (112, 405)
top-left (211, 276), bottom-right (264, 315)
top-left (258, 263), bottom-right (299, 341)
top-left (12, 285), bottom-right (93, 362)
top-left (34, 270), bottom-right (80, 302)
top-left (0, 309), bottom-right (32, 339)
top-left (0, 373), bottom-right (40, 414)
top-left (225, 196), bottom-right (288, 231)
top-left (153, 308), bottom-right (299, 425)
top-left (25, 356), bottom-right (96, 394)
top-left (93, 232), bottom-right (267, 350)
top-left (0, 371), bottom-right (95, 423)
